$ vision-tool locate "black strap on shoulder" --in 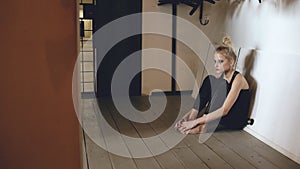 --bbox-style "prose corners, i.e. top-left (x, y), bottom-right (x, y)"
top-left (229, 71), bottom-right (239, 86)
